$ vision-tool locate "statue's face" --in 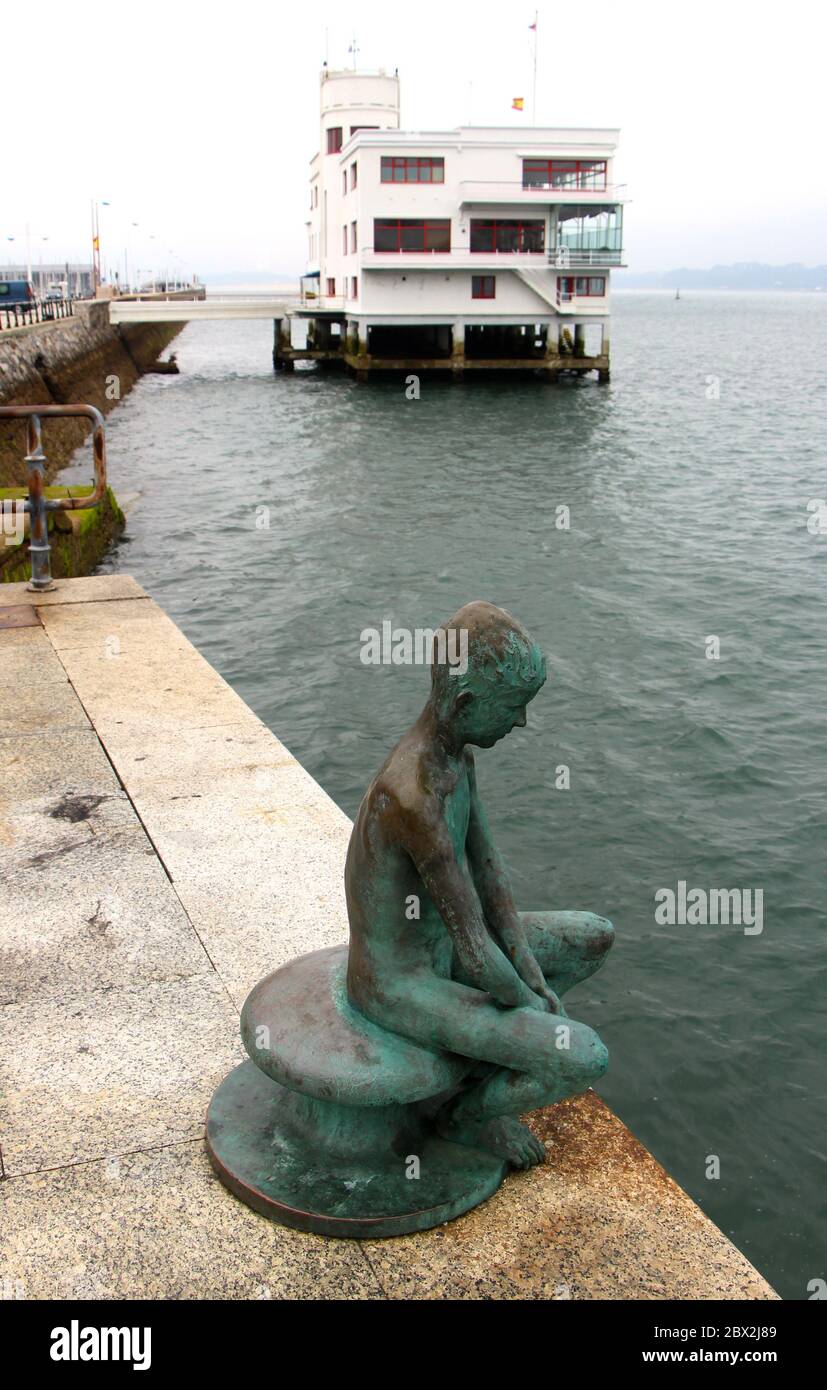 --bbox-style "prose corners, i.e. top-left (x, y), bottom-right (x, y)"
top-left (455, 688), bottom-right (535, 748)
